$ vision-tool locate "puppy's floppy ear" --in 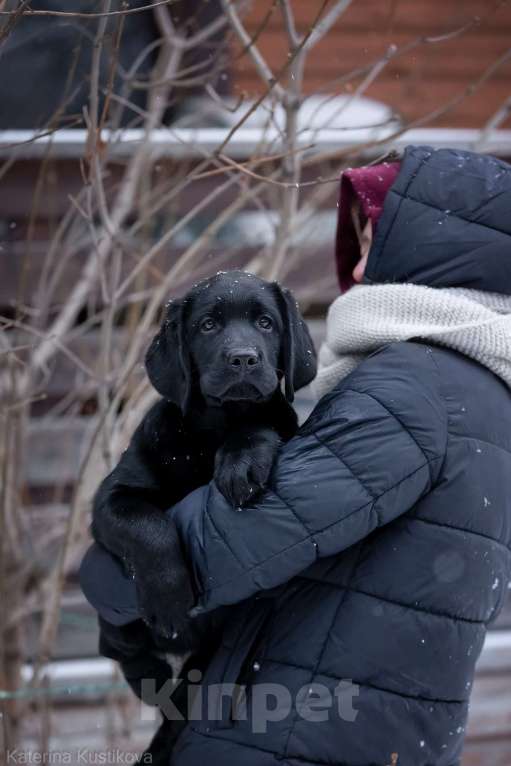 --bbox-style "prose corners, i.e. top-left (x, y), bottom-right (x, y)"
top-left (145, 300), bottom-right (191, 411)
top-left (274, 284), bottom-right (317, 402)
